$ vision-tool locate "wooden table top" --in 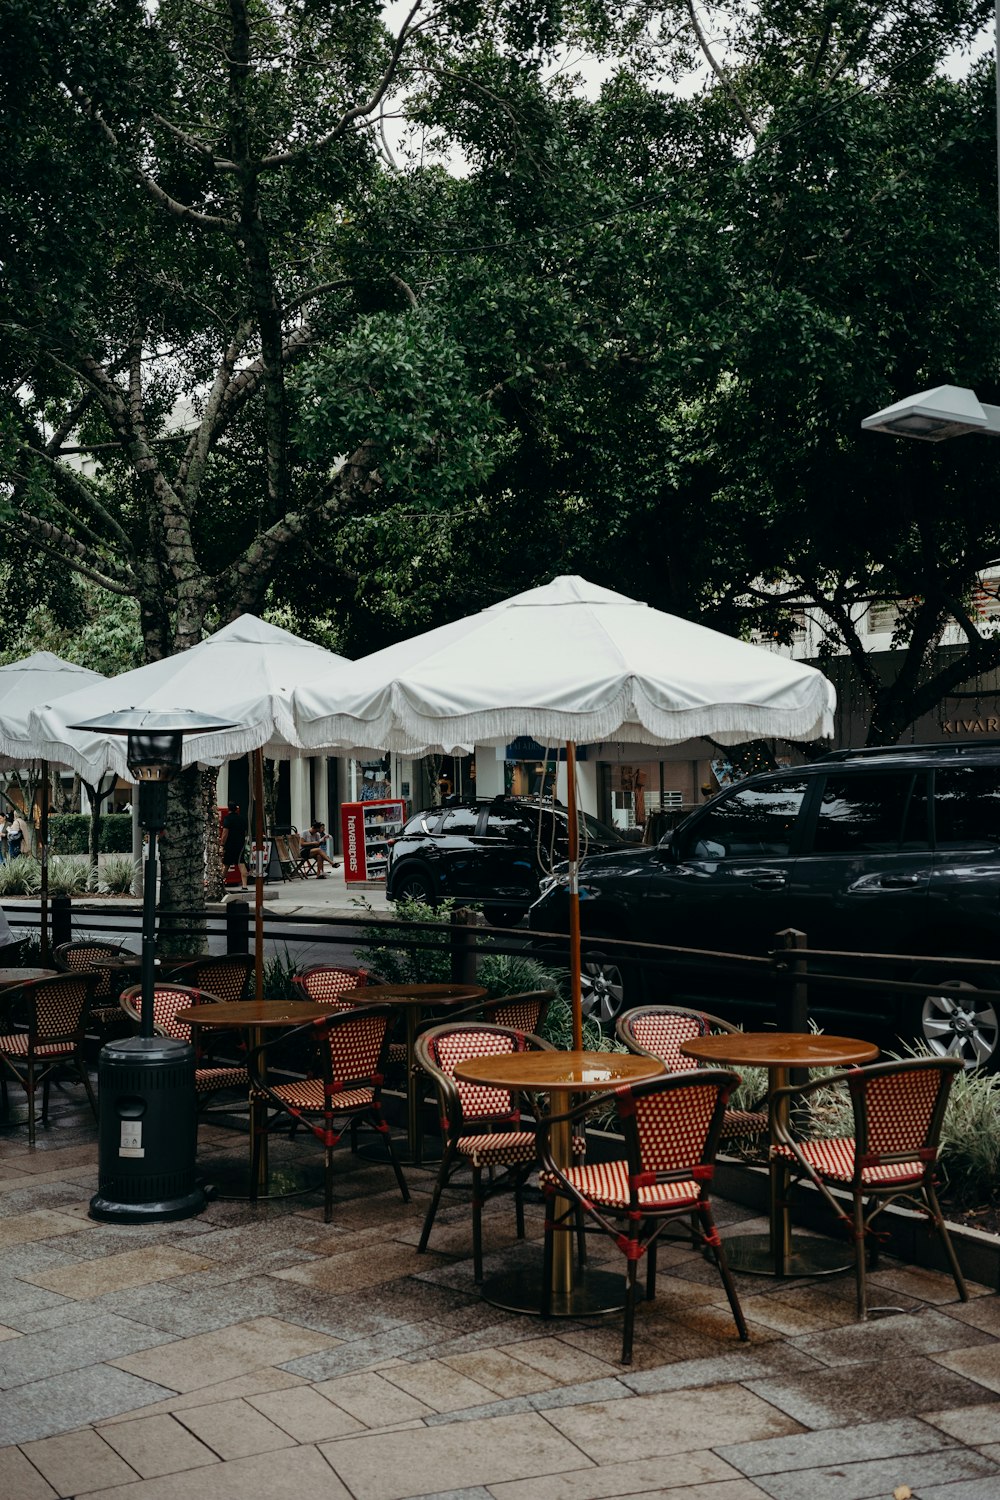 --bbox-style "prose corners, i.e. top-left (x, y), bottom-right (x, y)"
top-left (175, 999), bottom-right (331, 1029)
top-left (0, 967), bottom-right (59, 990)
top-left (343, 983), bottom-right (485, 1009)
top-left (679, 1032), bottom-right (879, 1070)
top-left (455, 1049), bottom-right (665, 1093)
